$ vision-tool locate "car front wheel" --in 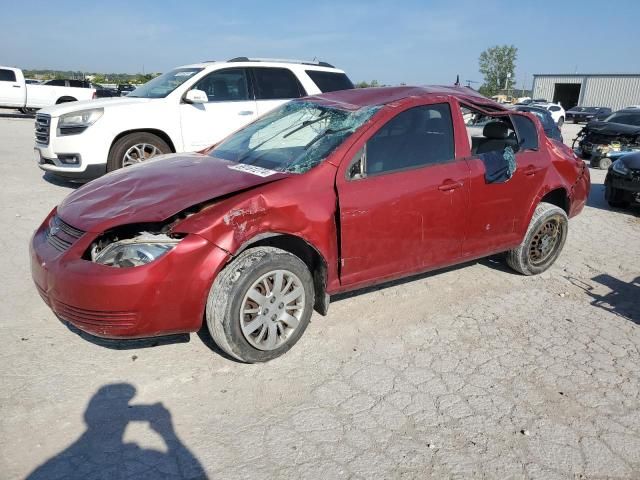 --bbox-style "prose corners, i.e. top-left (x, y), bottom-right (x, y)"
top-left (206, 247), bottom-right (315, 363)
top-left (107, 132), bottom-right (171, 172)
top-left (507, 202), bottom-right (568, 276)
